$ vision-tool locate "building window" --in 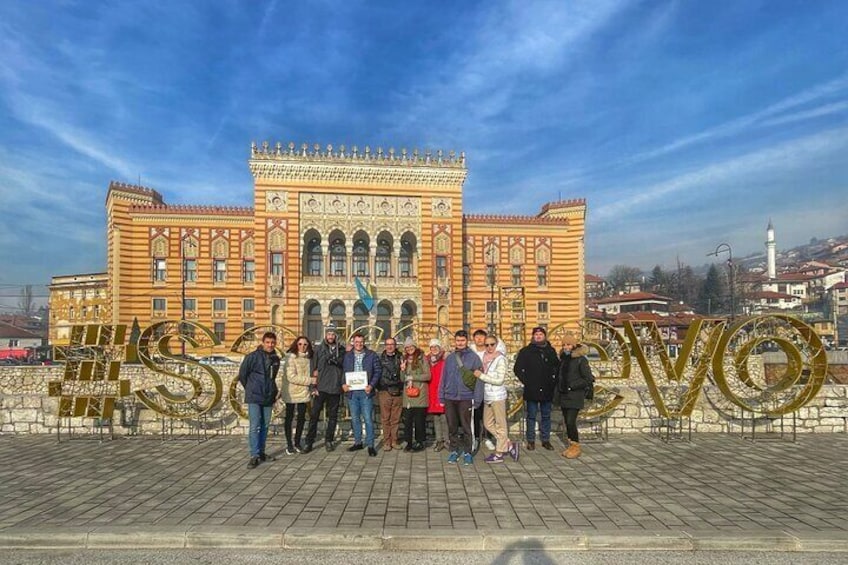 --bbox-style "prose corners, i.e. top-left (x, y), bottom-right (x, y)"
top-left (463, 265), bottom-right (471, 287)
top-left (511, 323), bottom-right (525, 343)
top-left (213, 259), bottom-right (227, 283)
top-left (463, 301), bottom-right (472, 314)
top-left (153, 259), bottom-right (167, 282)
top-left (214, 322), bottom-right (226, 341)
top-left (243, 298), bottom-right (255, 313)
top-left (399, 235), bottom-right (415, 278)
top-left (243, 322), bottom-right (254, 332)
top-left (376, 239), bottom-right (391, 278)
top-left (213, 298), bottom-right (227, 314)
top-left (270, 252), bottom-right (284, 276)
top-left (68, 306), bottom-right (75, 319)
top-left (537, 266), bottom-right (548, 287)
top-left (330, 239), bottom-right (346, 276)
top-left (538, 301), bottom-right (549, 314)
top-left (486, 301), bottom-right (498, 314)
top-left (81, 306), bottom-right (88, 319)
top-left (353, 238), bottom-right (369, 277)
top-left (8, 339), bottom-right (19, 347)
top-left (152, 298), bottom-right (167, 311)
top-left (243, 260), bottom-right (255, 283)
top-left (184, 298), bottom-right (197, 312)
top-left (486, 265), bottom-right (495, 287)
top-left (512, 265), bottom-right (522, 286)
top-left (306, 238), bottom-right (323, 276)
top-left (184, 259), bottom-right (197, 282)
top-left (436, 256), bottom-right (448, 279)
top-left (93, 305), bottom-right (100, 318)
top-left (180, 322), bottom-right (195, 340)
